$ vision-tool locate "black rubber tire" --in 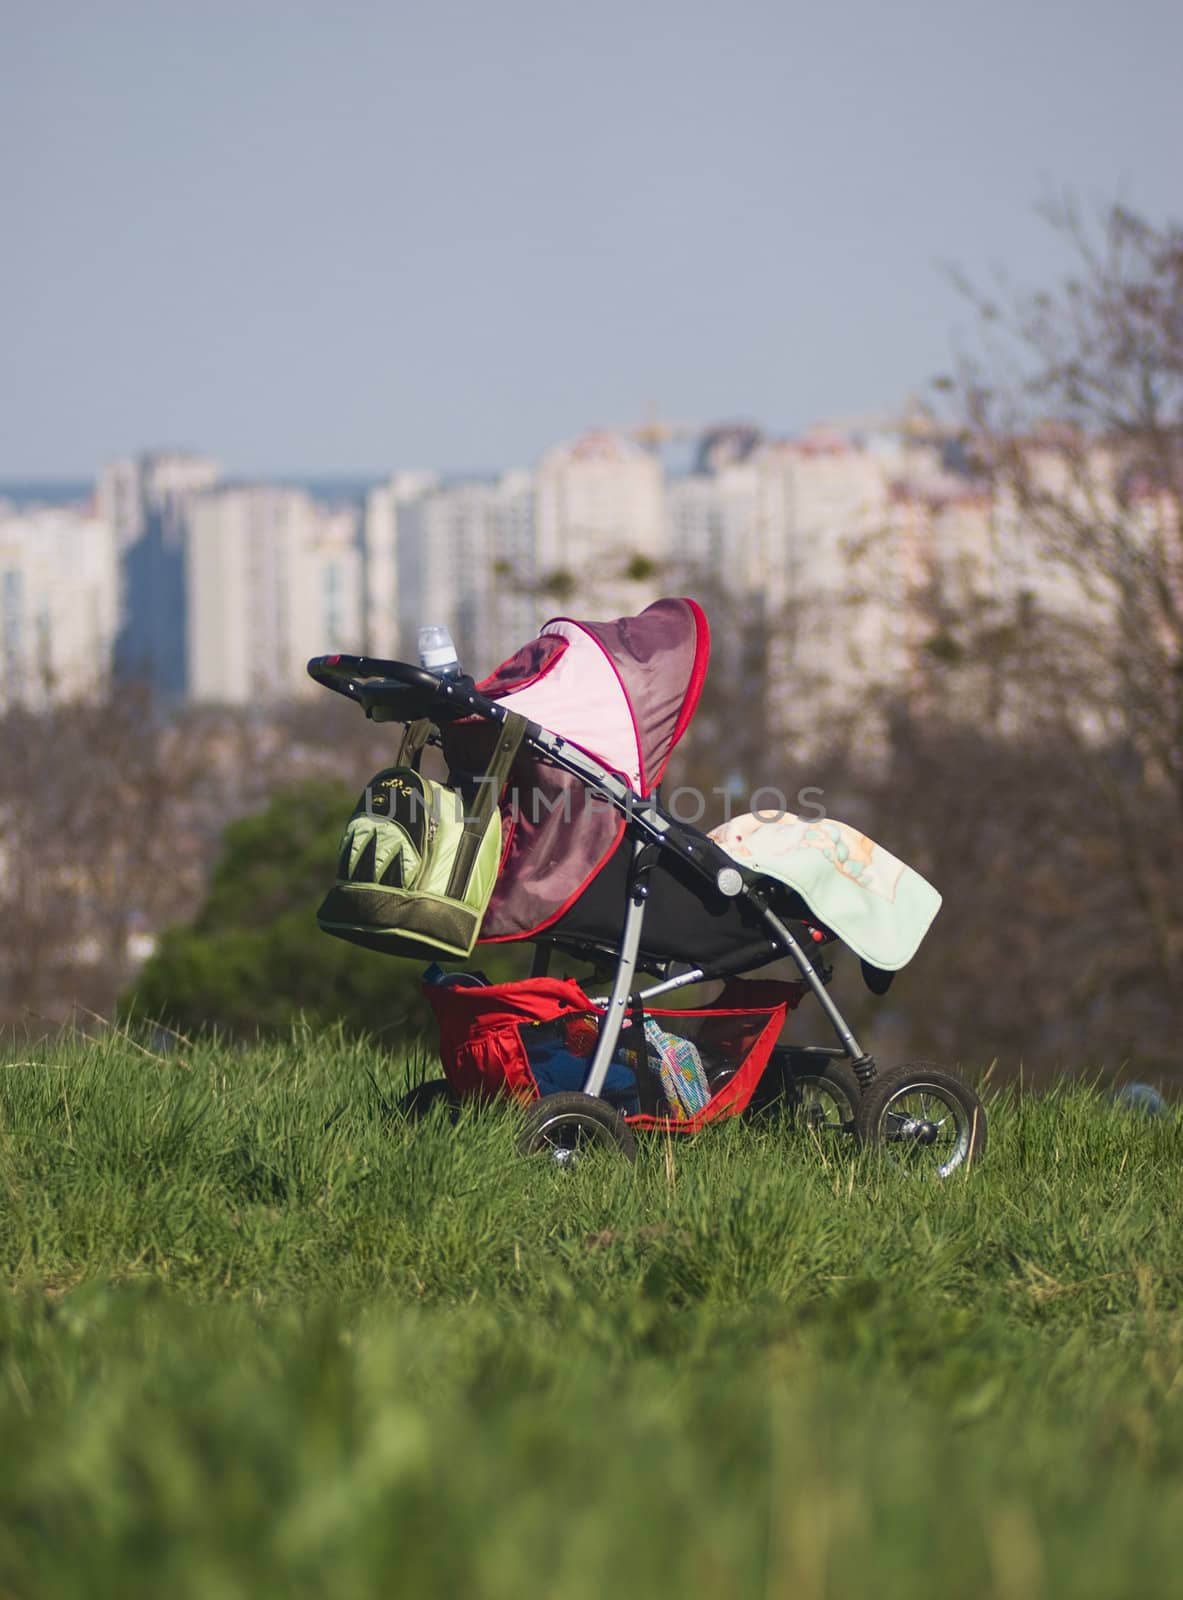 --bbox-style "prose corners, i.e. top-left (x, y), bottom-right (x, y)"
top-left (516, 1091), bottom-right (638, 1165)
top-left (786, 1058), bottom-right (862, 1134)
top-left (397, 1077), bottom-right (459, 1121)
top-left (854, 1062), bottom-right (986, 1175)
top-left (746, 1049), bottom-right (861, 1133)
